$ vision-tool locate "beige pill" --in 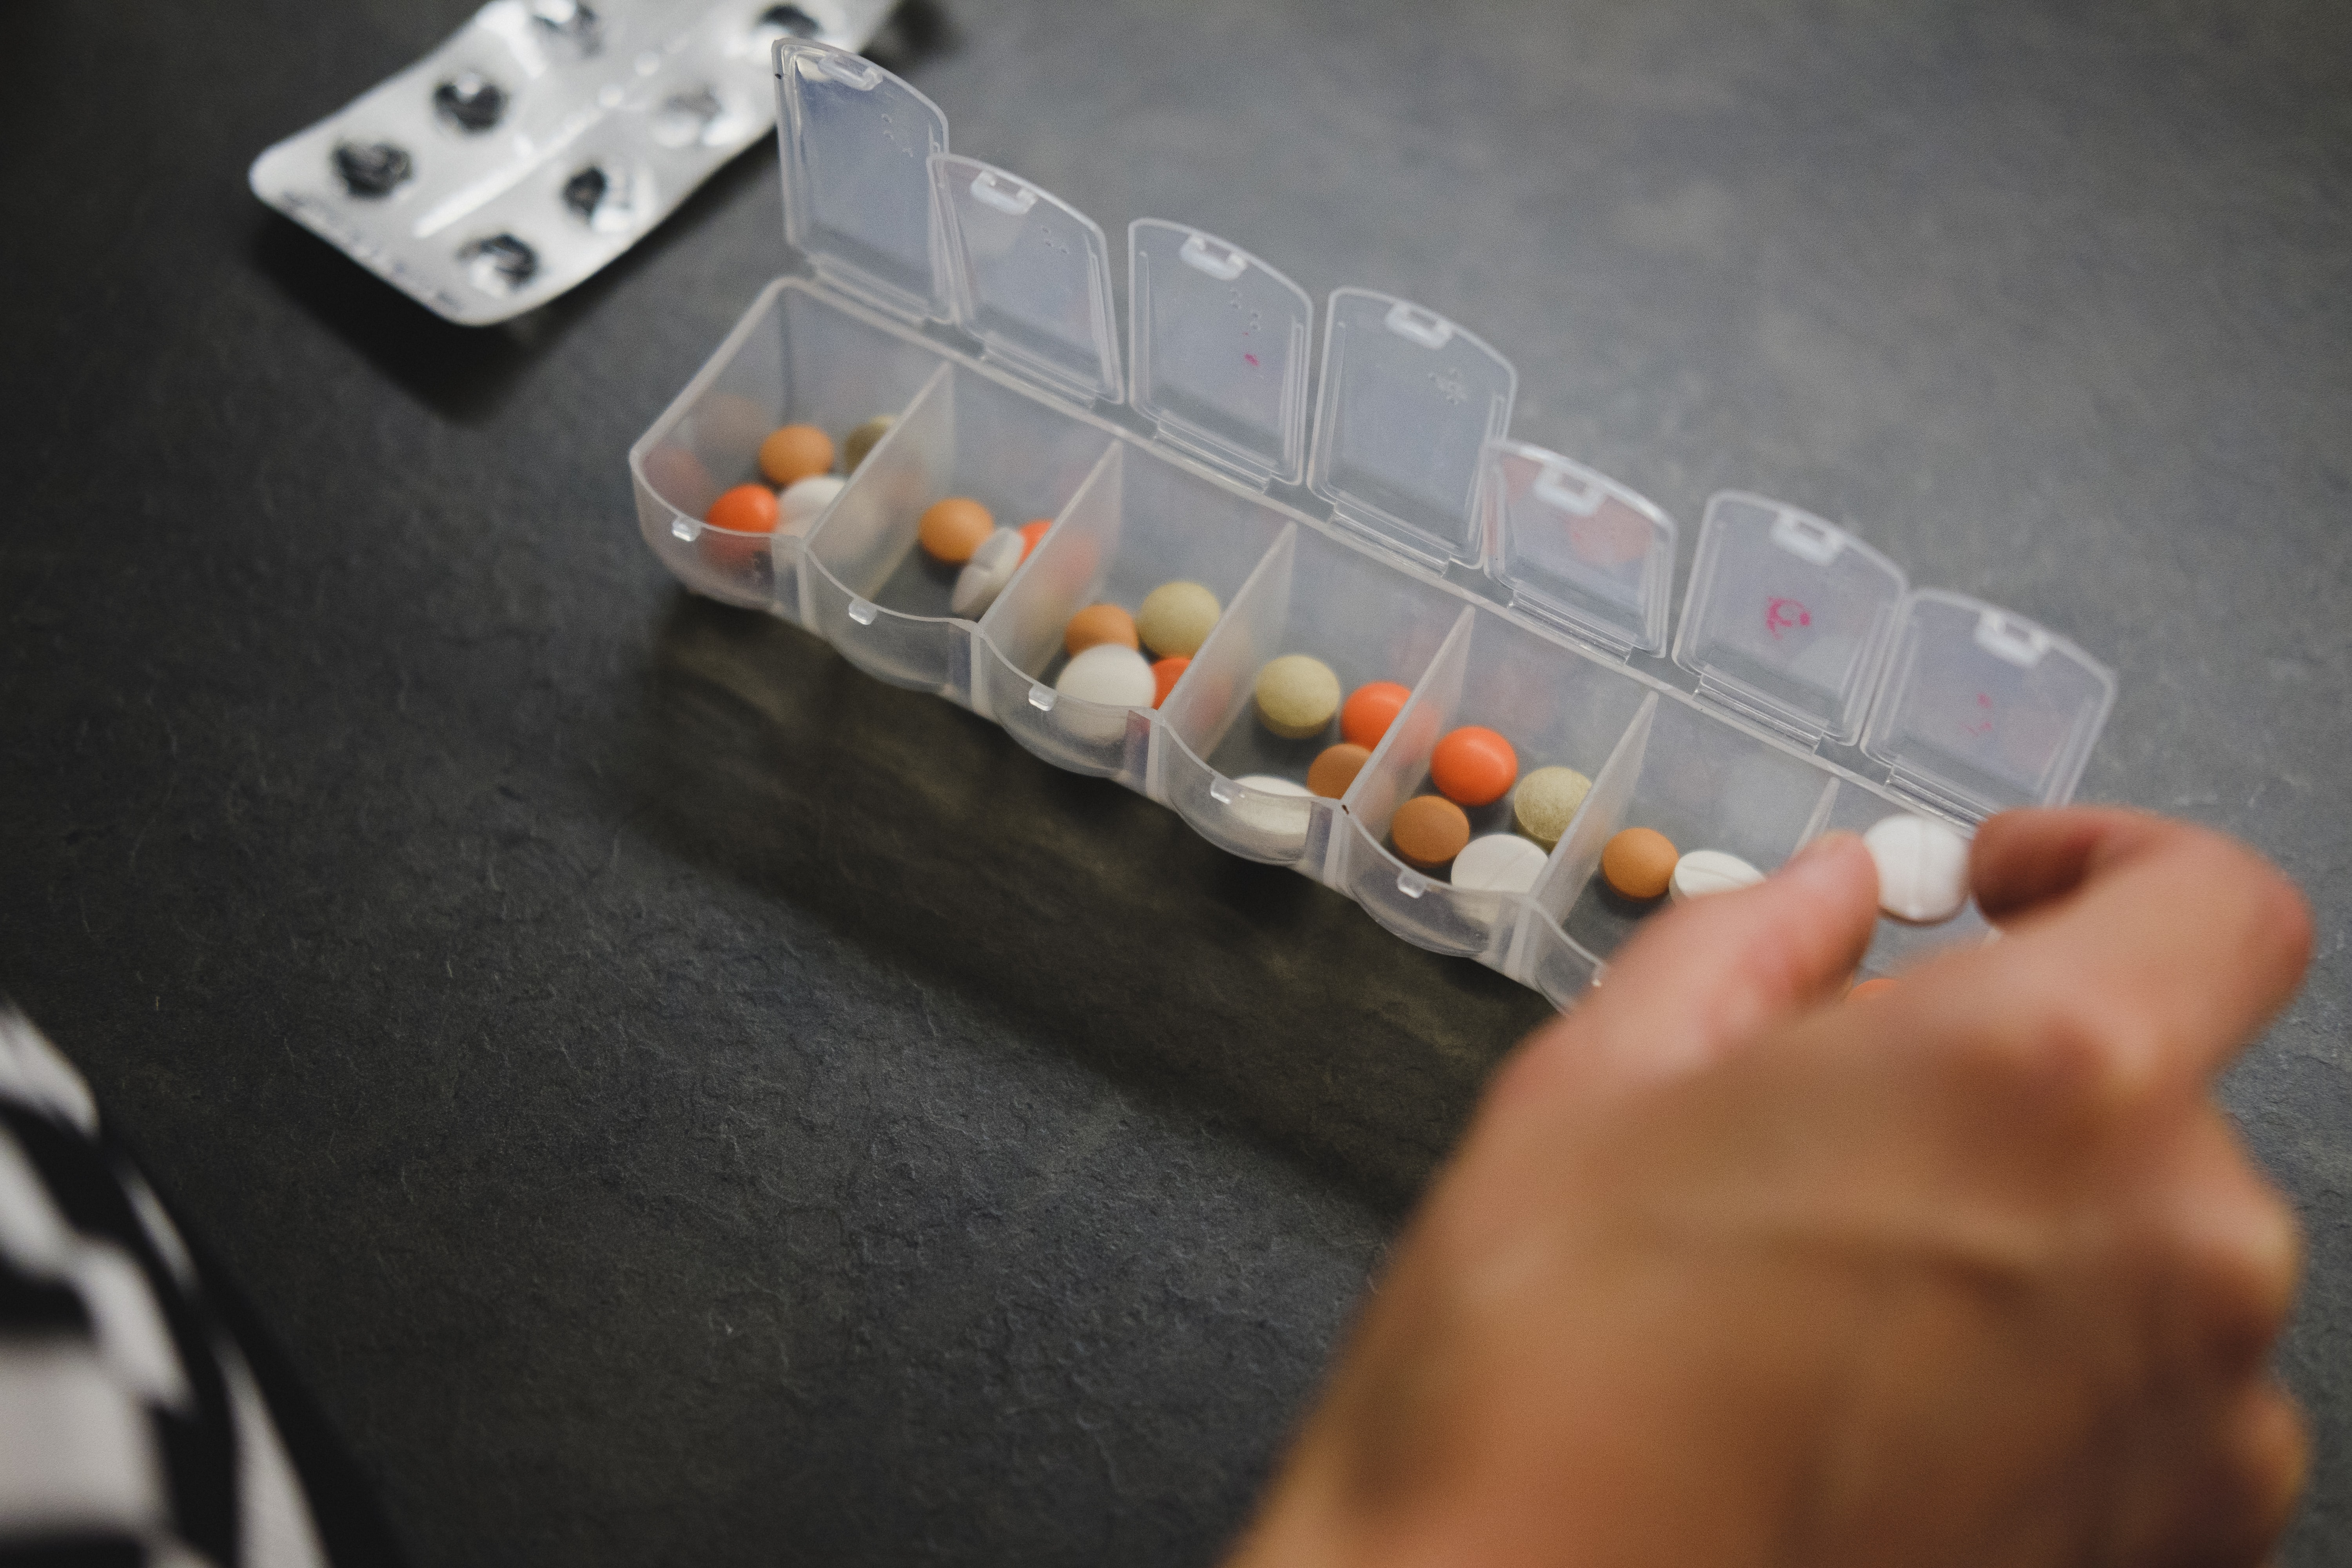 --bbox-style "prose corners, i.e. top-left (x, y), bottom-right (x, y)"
top-left (1512, 766), bottom-right (1593, 849)
top-left (1136, 581), bottom-right (1221, 658)
top-left (1254, 654), bottom-right (1341, 739)
top-left (844, 414), bottom-right (895, 471)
